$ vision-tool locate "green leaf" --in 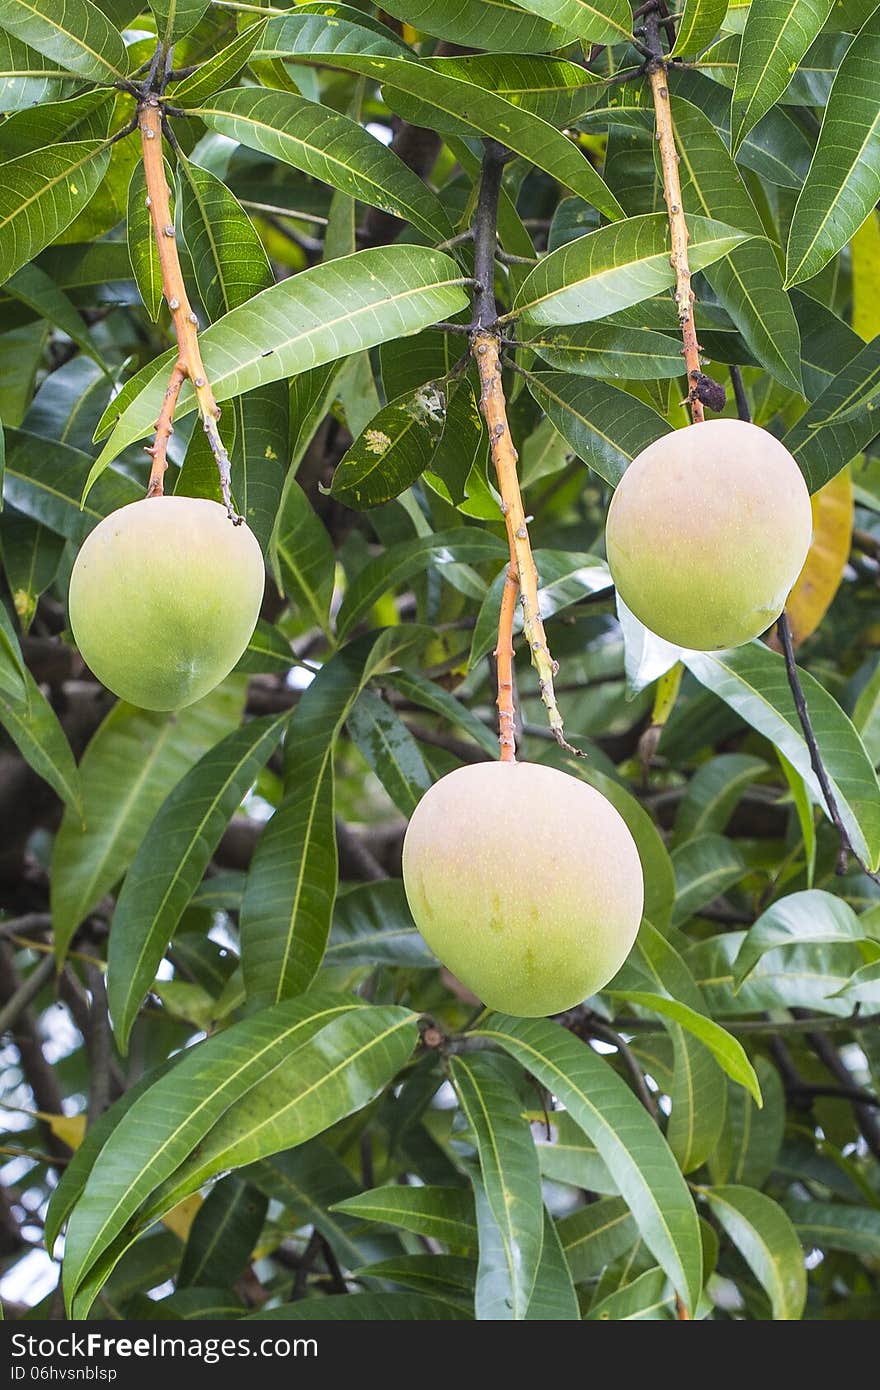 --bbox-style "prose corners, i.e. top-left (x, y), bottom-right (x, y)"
top-left (195, 87), bottom-right (452, 245)
top-left (257, 6), bottom-right (407, 64)
top-left (0, 594), bottom-right (26, 696)
top-left (0, 665), bottom-right (81, 812)
top-left (247, 1142), bottom-right (365, 1272)
top-left (700, 1187), bottom-right (806, 1320)
top-left (671, 833), bottom-right (748, 925)
top-left (571, 766), bottom-right (675, 931)
top-left (853, 657), bottom-right (880, 763)
top-left (170, 19), bottom-right (266, 108)
top-left (379, 0), bottom-right (577, 48)
top-left (417, 53), bottom-right (601, 129)
top-left (51, 679), bottom-right (245, 962)
top-left (510, 0), bottom-right (631, 44)
top-left (523, 372), bottom-right (668, 487)
top-left (149, 0), bottom-right (210, 45)
top-left (384, 669), bottom-right (500, 759)
top-left (346, 688), bottom-right (431, 817)
top-left (783, 334), bottom-right (880, 491)
top-left (331, 382), bottom-right (447, 510)
top-left (732, 889), bottom-right (876, 988)
top-left (834, 956), bottom-right (880, 1003)
top-left (327, 880), bottom-right (436, 969)
top-left (176, 154), bottom-right (272, 321)
top-left (526, 322), bottom-right (685, 379)
top-left (240, 630), bottom-right (424, 1002)
top-left (356, 1253), bottom-right (476, 1298)
top-left (141, 1007), bottom-right (418, 1224)
top-left (710, 1058), bottom-right (784, 1187)
top-left (691, 929), bottom-right (863, 1017)
top-left (785, 1200), bottom-right (880, 1259)
top-left (0, 511), bottom-right (63, 635)
top-left (670, 97), bottom-right (803, 393)
top-left (670, 0), bottom-right (728, 56)
top-left (514, 212), bottom-right (749, 326)
top-left (0, 88), bottom-right (112, 159)
top-left (558, 1197), bottom-right (637, 1281)
top-left (477, 1016), bottom-right (703, 1312)
top-left (335, 528), bottom-right (506, 641)
top-left (785, 6), bottom-right (880, 287)
top-left (526, 1213), bottom-right (580, 1320)
top-left (0, 0), bottom-right (129, 82)
top-left (672, 752), bottom-right (767, 846)
top-left (2, 429), bottom-right (140, 543)
top-left (588, 1266), bottom-right (675, 1320)
top-left (89, 246), bottom-right (469, 486)
top-left (0, 140), bottom-right (110, 287)
top-left (731, 0), bottom-right (834, 152)
top-left (332, 1185), bottom-right (477, 1249)
top-left (249, 1292), bottom-right (468, 1320)
top-left (612, 992), bottom-right (761, 1104)
top-left (272, 47), bottom-right (624, 222)
top-left (271, 477), bottom-right (335, 636)
top-left (683, 643), bottom-right (880, 871)
top-left (107, 713), bottom-right (288, 1050)
top-left (178, 1176), bottom-right (267, 1289)
top-left (0, 30), bottom-right (77, 111)
top-left (452, 1054), bottom-right (544, 1320)
top-left (126, 161), bottom-right (163, 321)
top-left (62, 990), bottom-right (368, 1314)
top-left (470, 547), bottom-right (612, 666)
